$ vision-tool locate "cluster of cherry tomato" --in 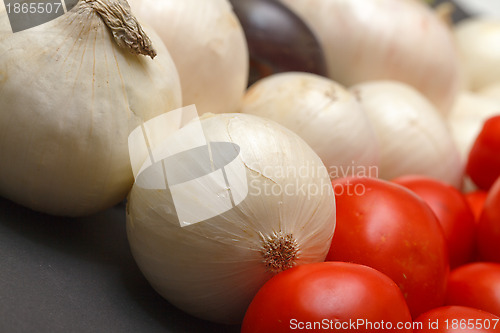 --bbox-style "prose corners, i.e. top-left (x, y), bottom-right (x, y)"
top-left (240, 115), bottom-right (500, 332)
